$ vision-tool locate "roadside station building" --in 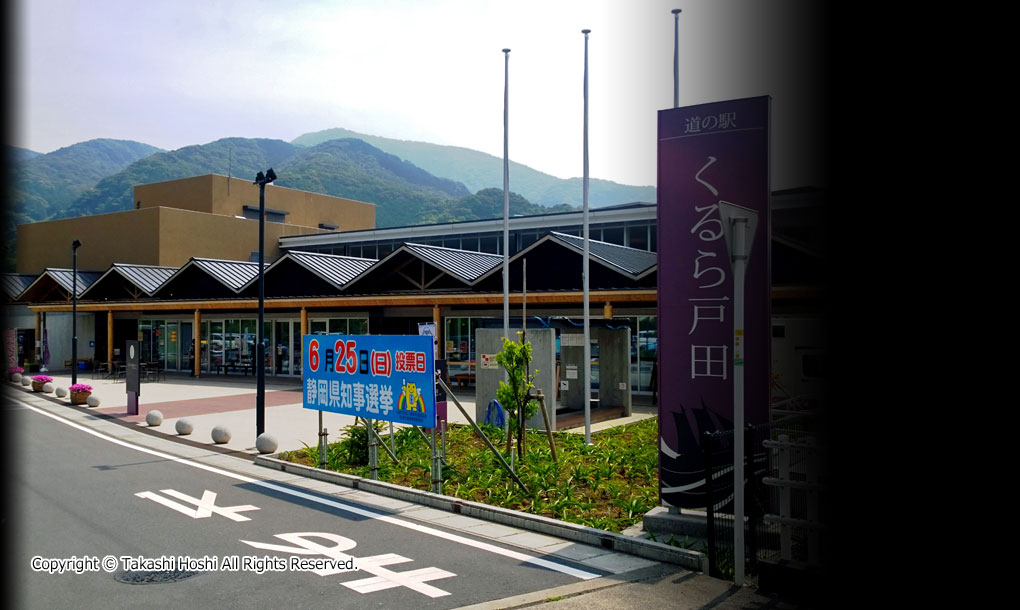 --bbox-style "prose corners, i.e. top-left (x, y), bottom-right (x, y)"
top-left (4, 174), bottom-right (826, 409)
